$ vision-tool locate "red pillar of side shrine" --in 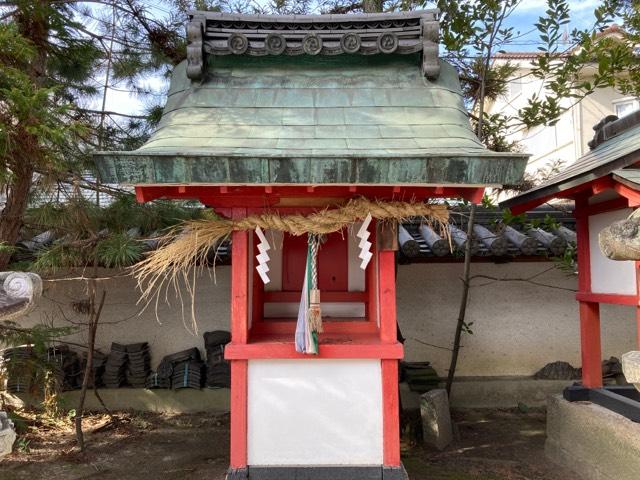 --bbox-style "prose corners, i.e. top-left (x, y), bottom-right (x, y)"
top-left (504, 112), bottom-right (640, 397)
